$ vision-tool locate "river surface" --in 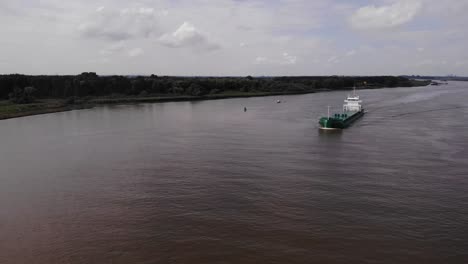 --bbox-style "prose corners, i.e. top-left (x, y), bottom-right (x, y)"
top-left (1, 82), bottom-right (468, 264)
